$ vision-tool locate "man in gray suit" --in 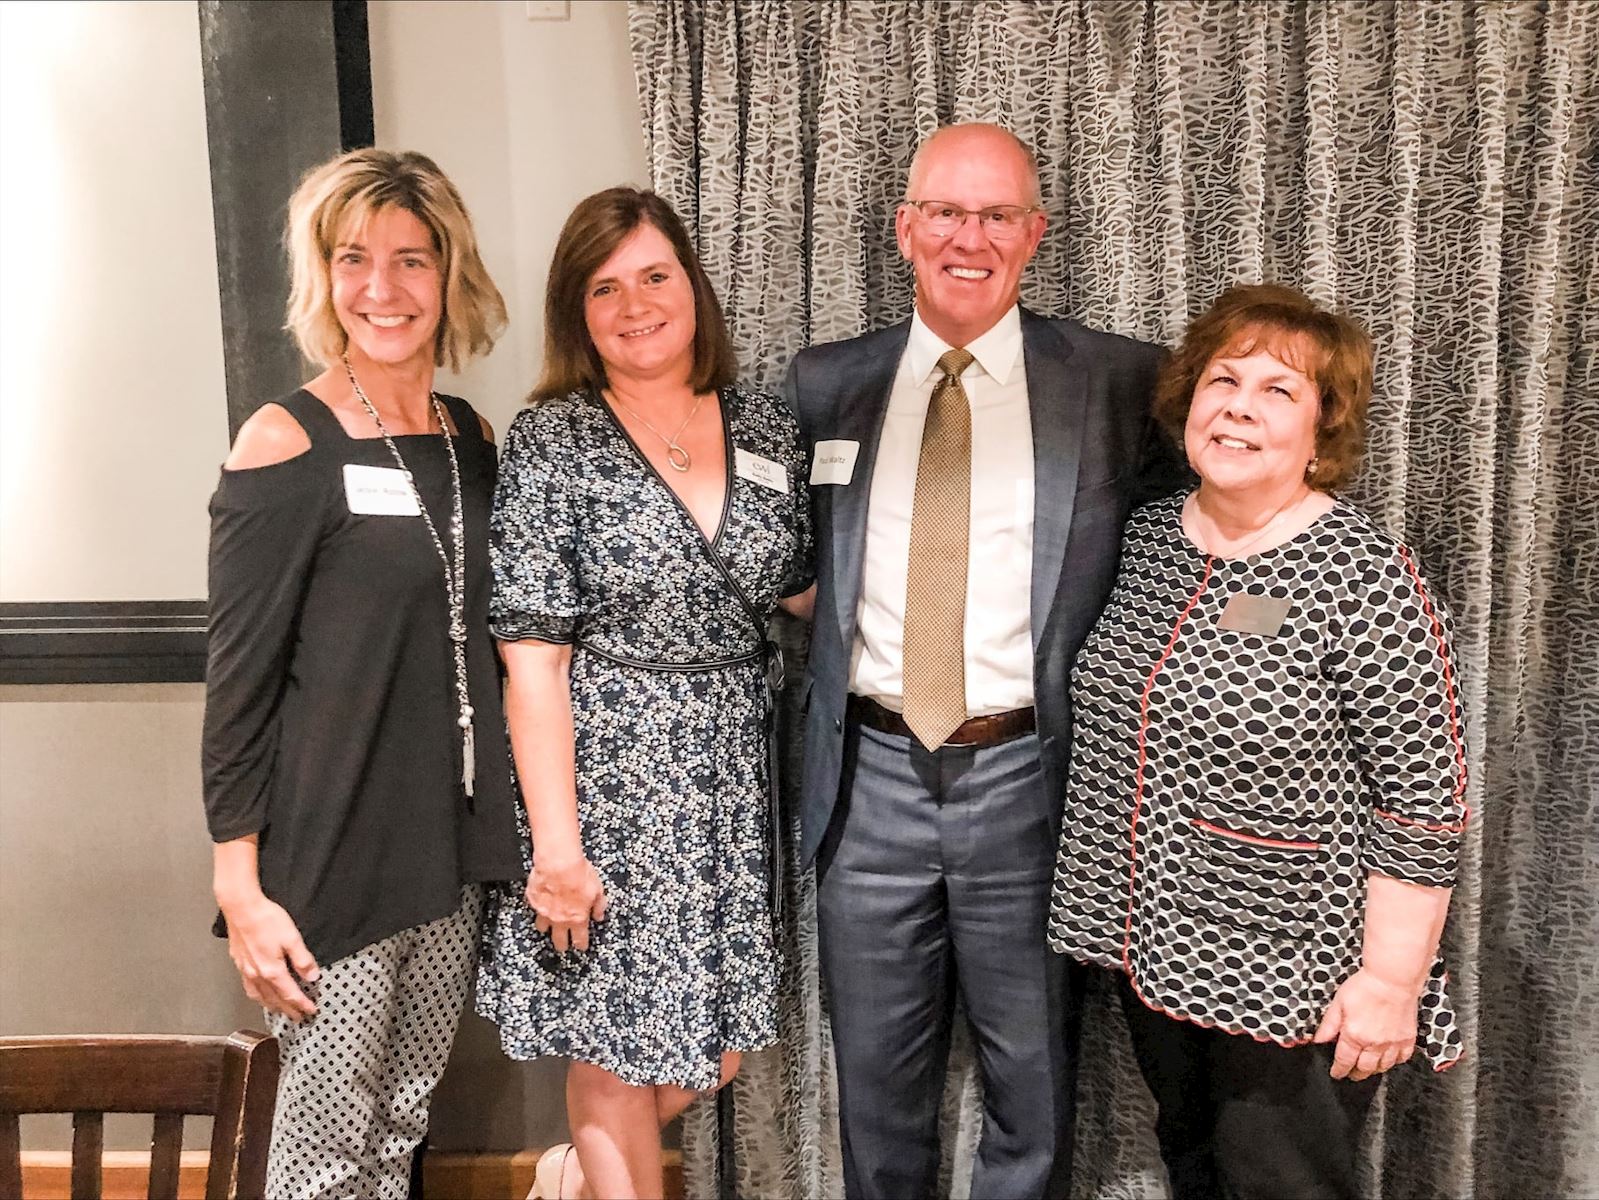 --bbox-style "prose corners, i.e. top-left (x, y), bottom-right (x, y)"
top-left (784, 124), bottom-right (1176, 1198)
